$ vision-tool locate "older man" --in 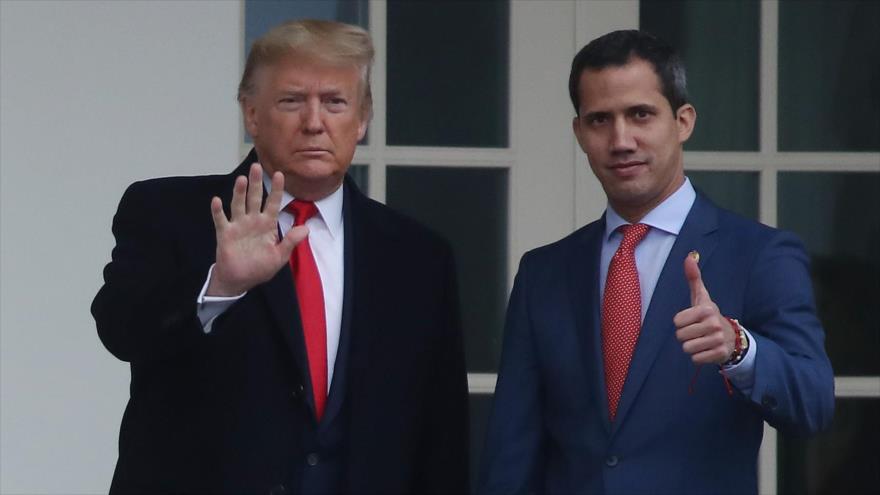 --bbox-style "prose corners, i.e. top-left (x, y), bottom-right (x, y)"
top-left (93, 20), bottom-right (468, 494)
top-left (480, 30), bottom-right (833, 495)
